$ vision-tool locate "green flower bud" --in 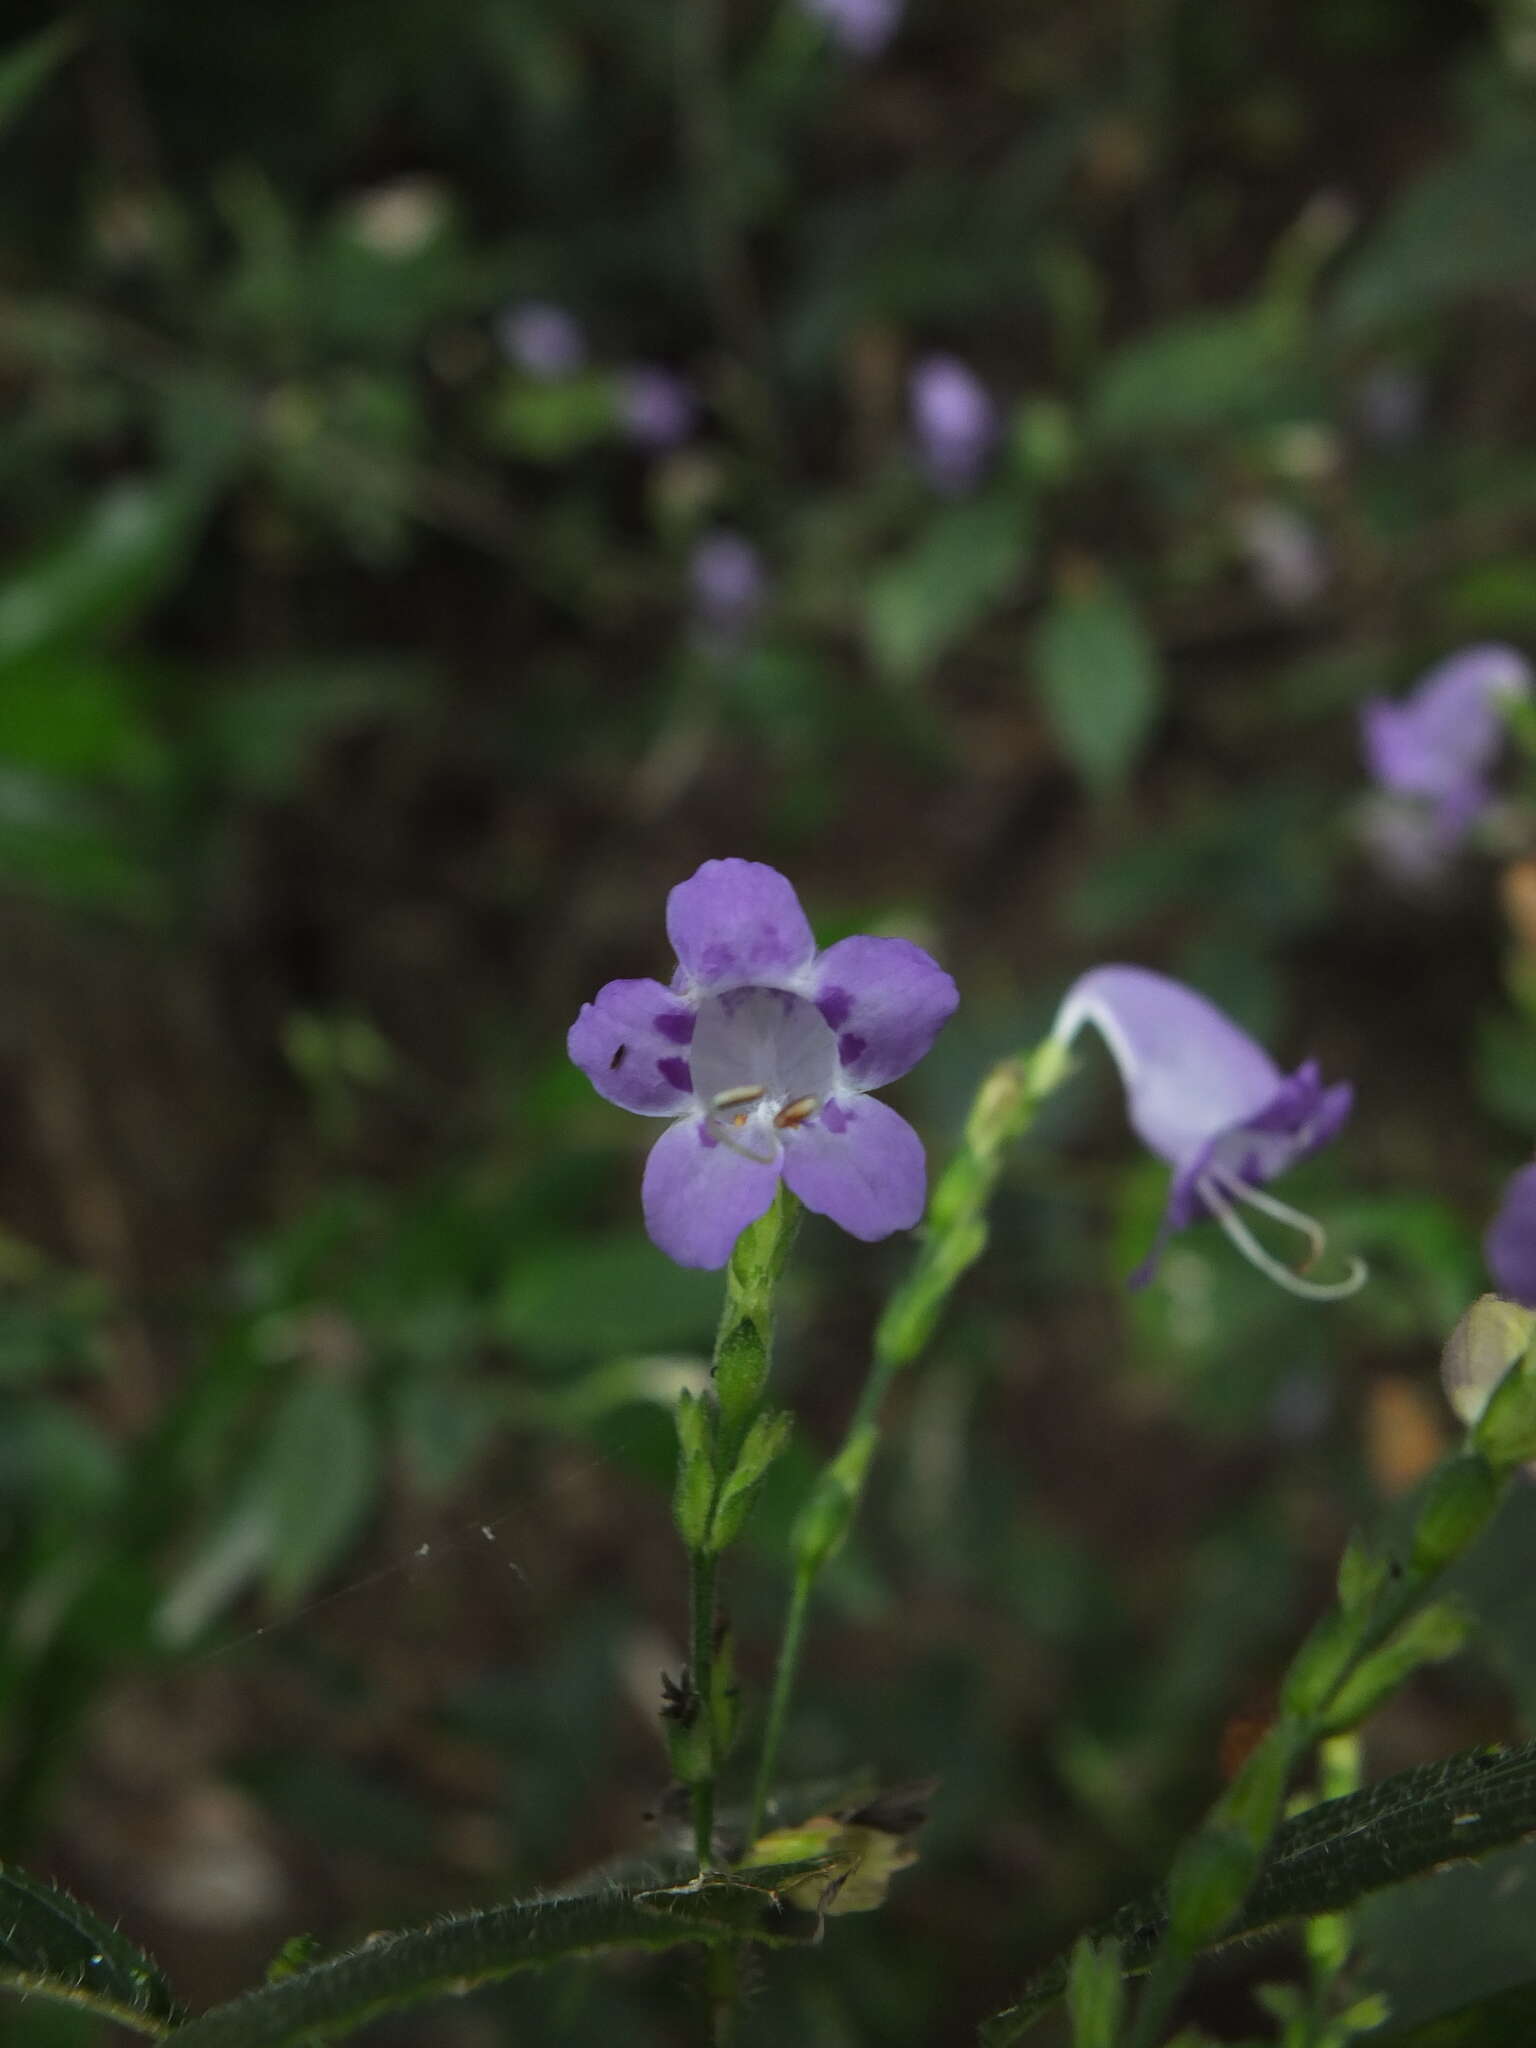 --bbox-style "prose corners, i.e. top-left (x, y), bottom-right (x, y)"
top-left (792, 1426), bottom-right (878, 1575)
top-left (1168, 1824), bottom-right (1258, 1950)
top-left (709, 1410), bottom-right (793, 1552)
top-left (1065, 1935), bottom-right (1124, 2048)
top-left (1474, 1356), bottom-right (1536, 1469)
top-left (1281, 1608), bottom-right (1361, 1721)
top-left (1442, 1295), bottom-right (1536, 1429)
top-left (1336, 1531), bottom-right (1387, 1613)
top-left (1317, 1599), bottom-right (1472, 1735)
top-left (673, 1450), bottom-right (716, 1550)
top-left (1411, 1453), bottom-right (1499, 1571)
